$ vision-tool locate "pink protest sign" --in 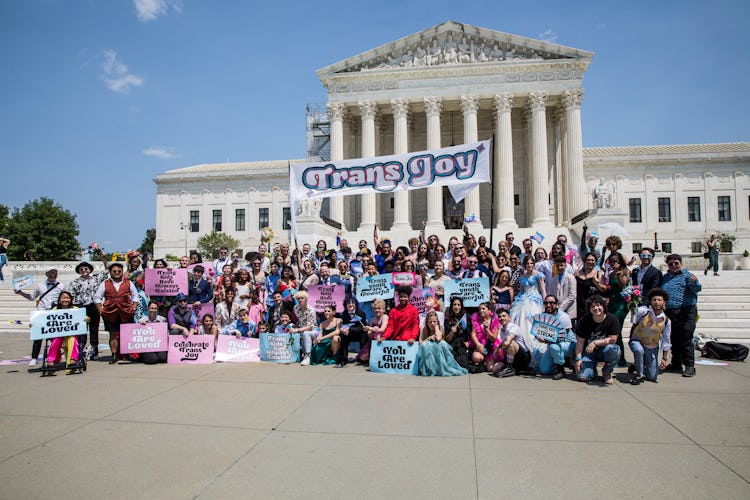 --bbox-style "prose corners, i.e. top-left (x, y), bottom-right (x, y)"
top-left (145, 268), bottom-right (188, 296)
top-left (215, 336), bottom-right (261, 362)
top-left (393, 287), bottom-right (435, 314)
top-left (192, 301), bottom-right (215, 321)
top-left (307, 284), bottom-right (345, 313)
top-left (167, 335), bottom-right (215, 364)
top-left (392, 272), bottom-right (416, 286)
top-left (187, 263), bottom-right (215, 279)
top-left (120, 322), bottom-right (168, 354)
